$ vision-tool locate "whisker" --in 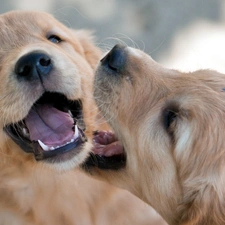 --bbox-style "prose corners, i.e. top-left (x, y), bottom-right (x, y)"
top-left (148, 38), bottom-right (165, 55)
